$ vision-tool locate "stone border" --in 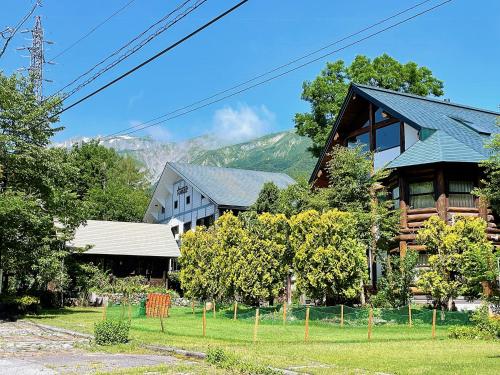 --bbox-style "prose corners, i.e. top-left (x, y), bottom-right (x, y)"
top-left (25, 320), bottom-right (93, 340)
top-left (24, 321), bottom-right (302, 375)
